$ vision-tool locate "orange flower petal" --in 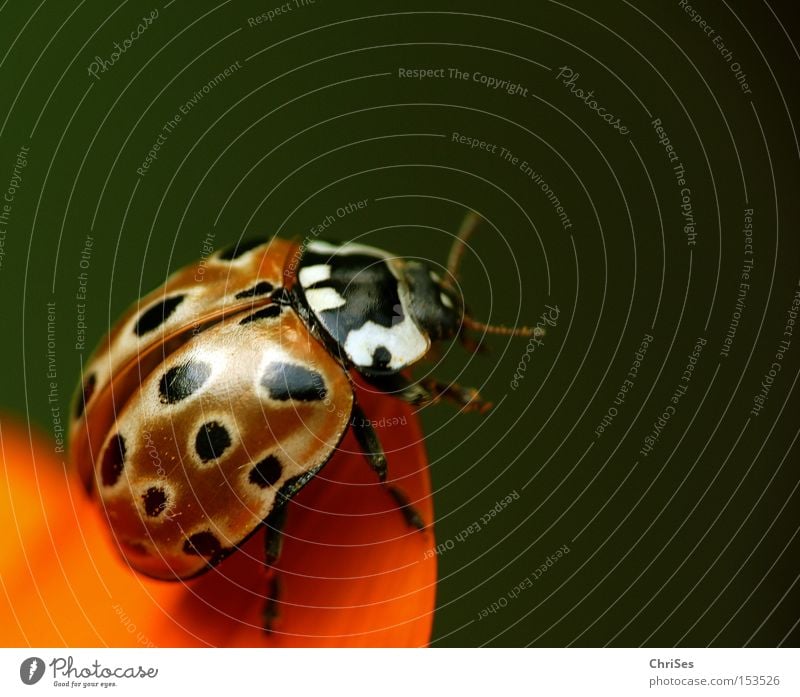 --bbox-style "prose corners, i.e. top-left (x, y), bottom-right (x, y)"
top-left (0, 387), bottom-right (436, 647)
